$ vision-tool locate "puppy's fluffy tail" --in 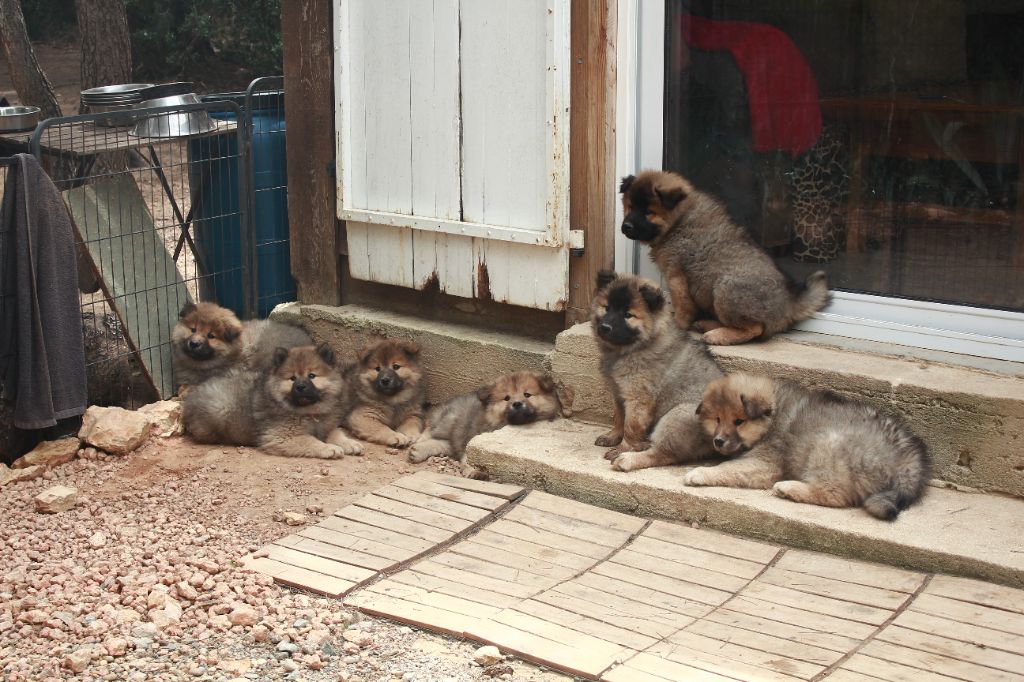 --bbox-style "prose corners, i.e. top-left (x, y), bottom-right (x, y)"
top-left (863, 430), bottom-right (931, 521)
top-left (789, 270), bottom-right (831, 322)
